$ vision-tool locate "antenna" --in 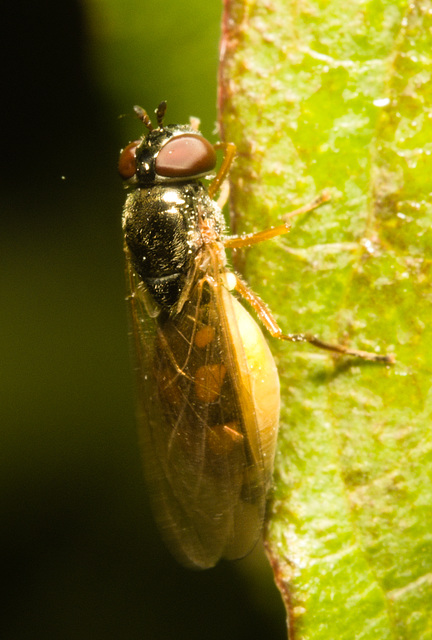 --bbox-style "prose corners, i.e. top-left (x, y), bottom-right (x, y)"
top-left (155, 101), bottom-right (167, 128)
top-left (133, 105), bottom-right (154, 131)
